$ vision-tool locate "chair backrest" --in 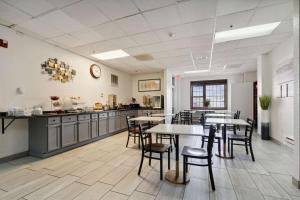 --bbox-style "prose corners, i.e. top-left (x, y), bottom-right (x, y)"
top-left (237, 111), bottom-right (241, 119)
top-left (126, 116), bottom-right (136, 131)
top-left (138, 124), bottom-right (152, 151)
top-left (199, 113), bottom-right (205, 125)
top-left (233, 113), bottom-right (238, 119)
top-left (245, 118), bottom-right (254, 139)
top-left (207, 126), bottom-right (216, 156)
top-left (171, 113), bottom-right (179, 124)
